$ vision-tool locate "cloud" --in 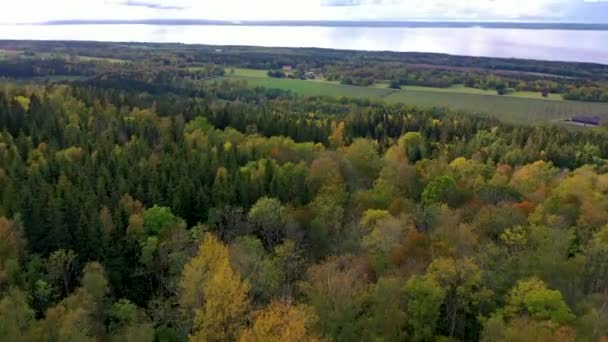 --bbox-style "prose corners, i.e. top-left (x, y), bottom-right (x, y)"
top-left (109, 0), bottom-right (187, 10)
top-left (322, 0), bottom-right (373, 6)
top-left (122, 1), bottom-right (186, 10)
top-left (319, 0), bottom-right (587, 20)
top-left (321, 0), bottom-right (396, 6)
top-left (1, 0), bottom-right (607, 23)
